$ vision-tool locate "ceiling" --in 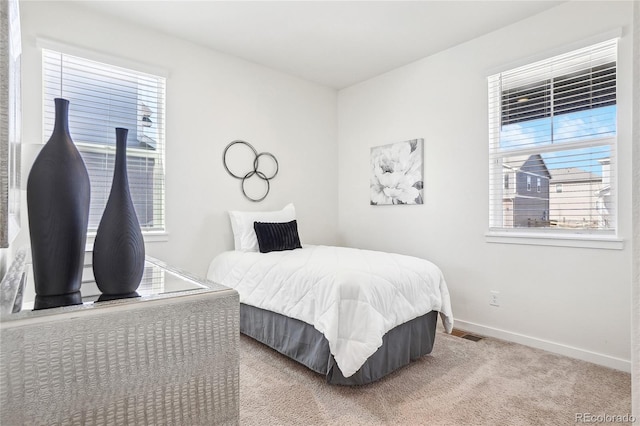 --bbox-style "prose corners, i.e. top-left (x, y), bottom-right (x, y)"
top-left (76, 1), bottom-right (565, 89)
